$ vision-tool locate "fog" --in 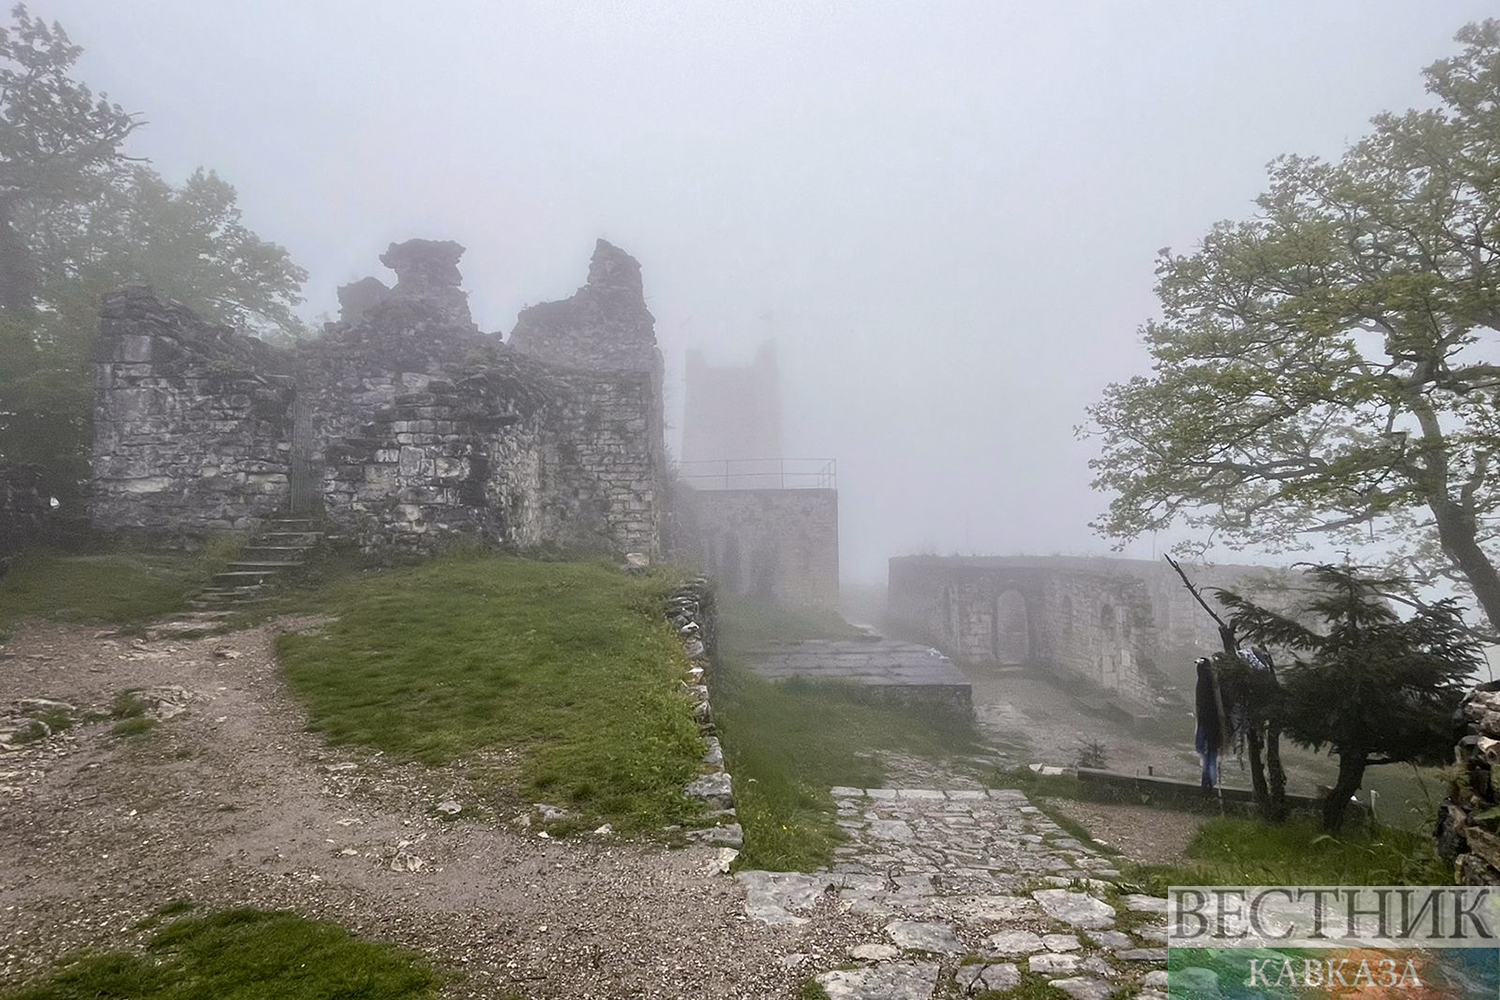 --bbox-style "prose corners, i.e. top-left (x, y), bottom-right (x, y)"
top-left (60, 0), bottom-right (1492, 581)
